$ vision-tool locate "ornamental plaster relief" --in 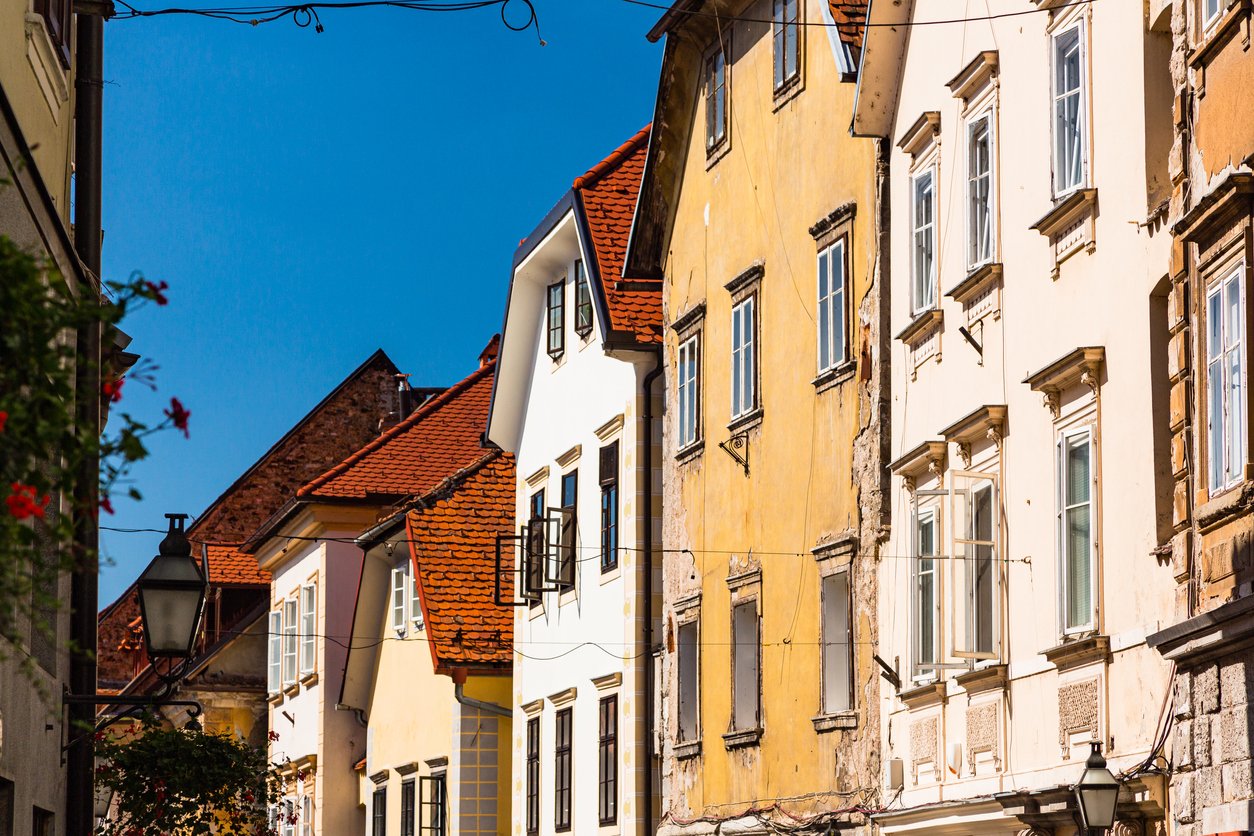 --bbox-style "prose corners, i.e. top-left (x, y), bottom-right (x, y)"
top-left (1057, 678), bottom-right (1100, 758)
top-left (966, 702), bottom-right (1001, 774)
